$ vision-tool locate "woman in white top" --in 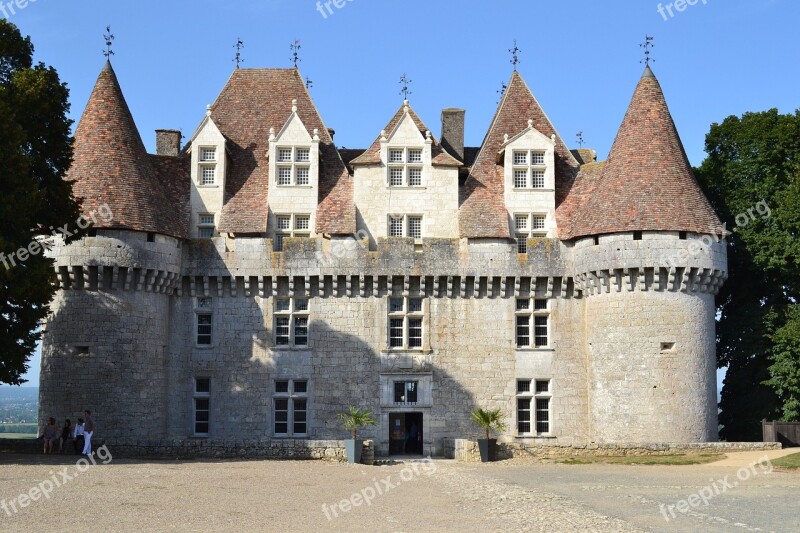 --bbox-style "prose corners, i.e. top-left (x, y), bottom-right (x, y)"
top-left (73, 418), bottom-right (85, 455)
